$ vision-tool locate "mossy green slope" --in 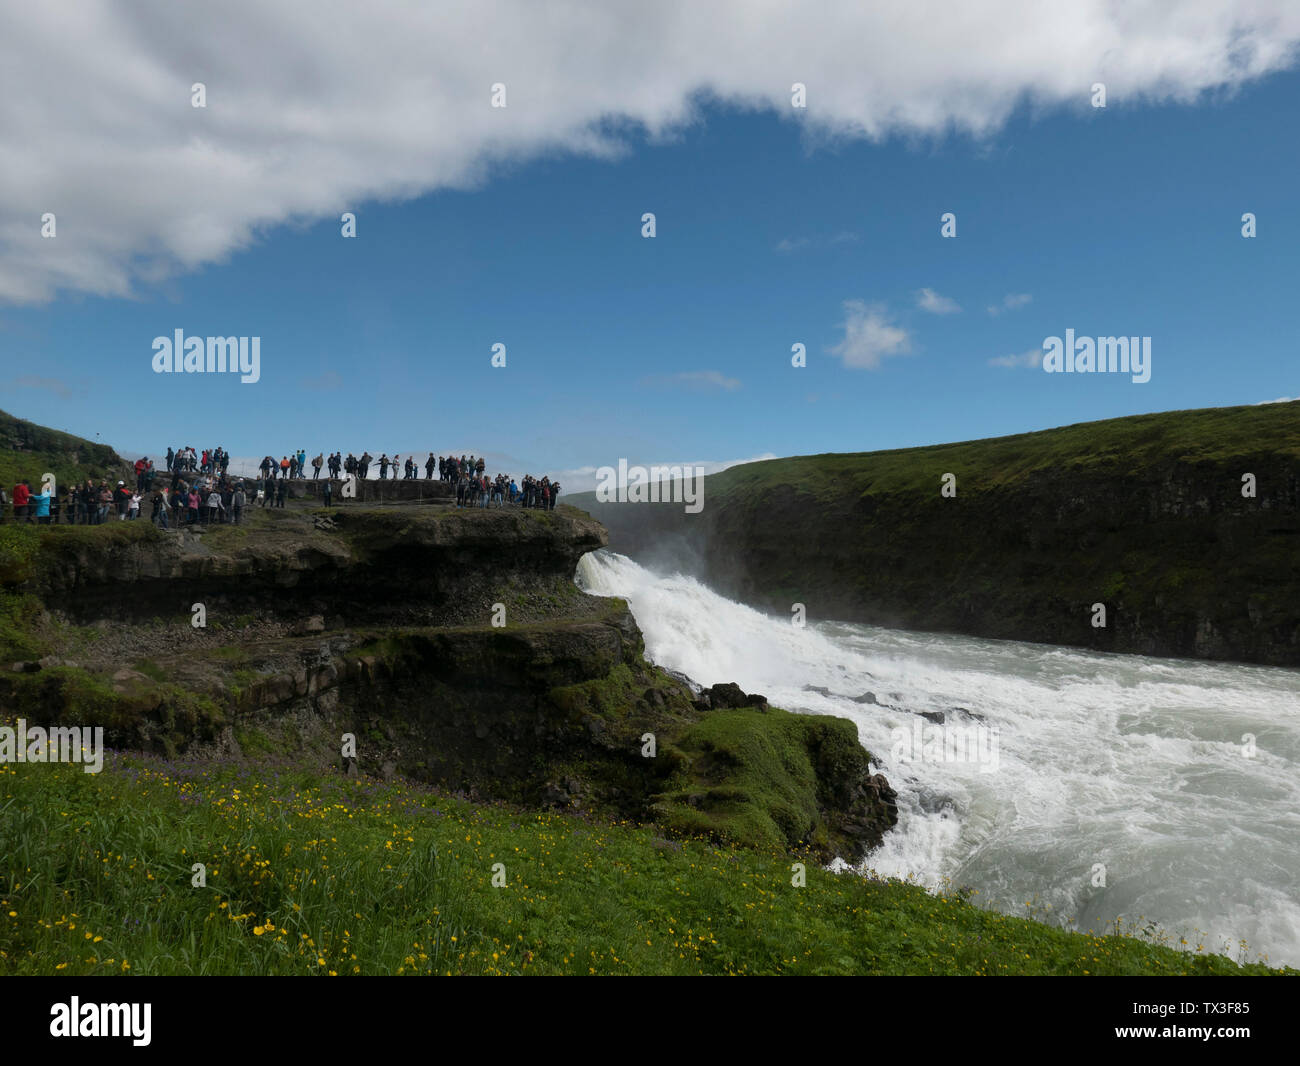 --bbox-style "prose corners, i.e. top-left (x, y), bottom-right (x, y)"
top-left (0, 408), bottom-right (131, 492)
